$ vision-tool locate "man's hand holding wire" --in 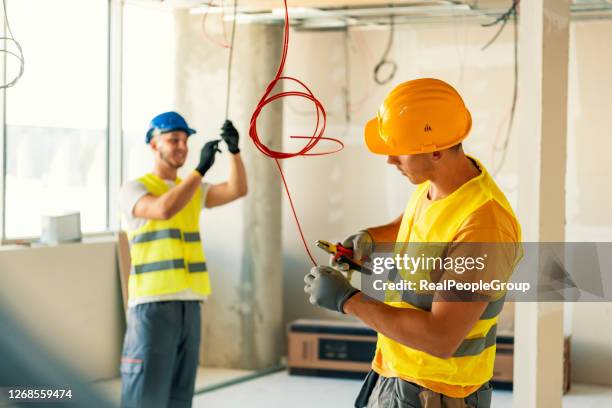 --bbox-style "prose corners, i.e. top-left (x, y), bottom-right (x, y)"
top-left (221, 120), bottom-right (240, 154)
top-left (195, 140), bottom-right (222, 177)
